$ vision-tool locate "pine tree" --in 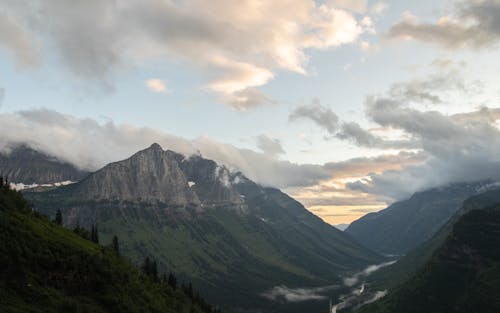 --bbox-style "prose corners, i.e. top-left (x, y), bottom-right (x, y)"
top-left (142, 257), bottom-right (151, 276)
top-left (55, 209), bottom-right (63, 225)
top-left (90, 225), bottom-right (99, 243)
top-left (151, 260), bottom-right (158, 280)
top-left (168, 272), bottom-right (177, 290)
top-left (112, 235), bottom-right (120, 255)
top-left (186, 282), bottom-right (193, 298)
